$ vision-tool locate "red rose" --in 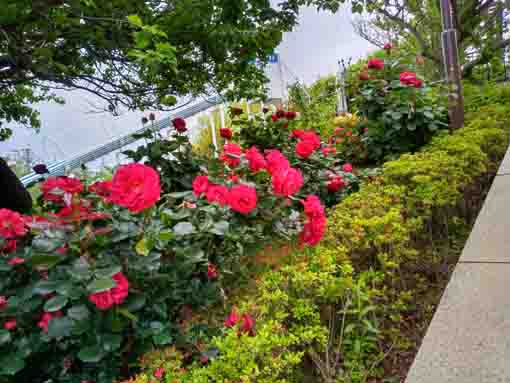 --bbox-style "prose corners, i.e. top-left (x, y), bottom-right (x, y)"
top-left (400, 72), bottom-right (422, 87)
top-left (4, 319), bottom-right (16, 330)
top-left (220, 128), bottom-right (233, 140)
top-left (265, 150), bottom-right (290, 175)
top-left (300, 218), bottom-right (326, 246)
top-left (41, 177), bottom-right (84, 202)
top-left (55, 203), bottom-right (109, 223)
top-left (342, 163), bottom-right (353, 173)
top-left (276, 109), bottom-right (286, 118)
top-left (368, 58), bottom-right (384, 70)
top-left (228, 173), bottom-right (239, 183)
top-left (172, 118), bottom-right (187, 133)
top-left (108, 164), bottom-right (161, 213)
top-left (0, 209), bottom-right (27, 239)
top-left (228, 185), bottom-right (257, 214)
top-left (224, 307), bottom-right (239, 327)
top-left (245, 147), bottom-right (267, 173)
top-left (37, 311), bottom-right (63, 333)
top-left (285, 111), bottom-right (297, 120)
top-left (300, 195), bottom-right (326, 246)
top-left (206, 184), bottom-right (229, 206)
top-left (272, 167), bottom-right (304, 197)
top-left (321, 147), bottom-right (337, 156)
top-left (89, 181), bottom-right (112, 198)
top-left (295, 141), bottom-right (316, 159)
top-left (383, 43), bottom-right (392, 51)
top-left (8, 257), bottom-right (24, 266)
top-left (220, 143), bottom-right (242, 168)
top-left (154, 368), bottom-right (165, 379)
top-left (300, 131), bottom-right (321, 149)
top-left (89, 272), bottom-right (129, 310)
top-left (413, 78), bottom-right (423, 88)
top-left (301, 195), bottom-right (325, 220)
top-left (192, 175), bottom-right (210, 197)
top-left (0, 296), bottom-right (7, 310)
top-left (327, 176), bottom-right (345, 192)
top-left (291, 129), bottom-right (305, 139)
top-left (207, 263), bottom-right (218, 280)
top-left (240, 314), bottom-right (255, 336)
top-left (271, 114), bottom-right (279, 122)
